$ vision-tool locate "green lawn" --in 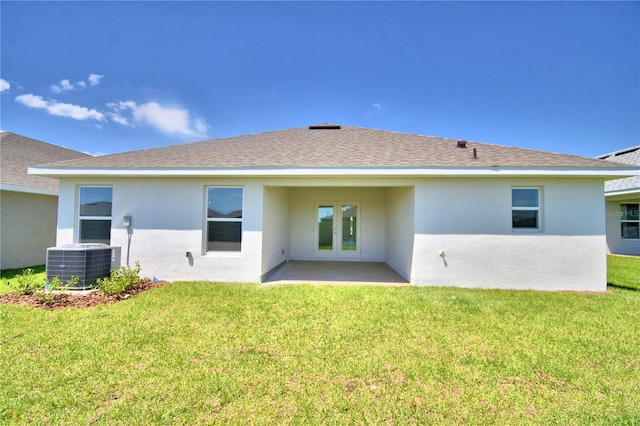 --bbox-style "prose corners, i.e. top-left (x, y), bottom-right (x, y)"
top-left (0, 265), bottom-right (45, 295)
top-left (608, 254), bottom-right (640, 291)
top-left (1, 257), bottom-right (639, 424)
